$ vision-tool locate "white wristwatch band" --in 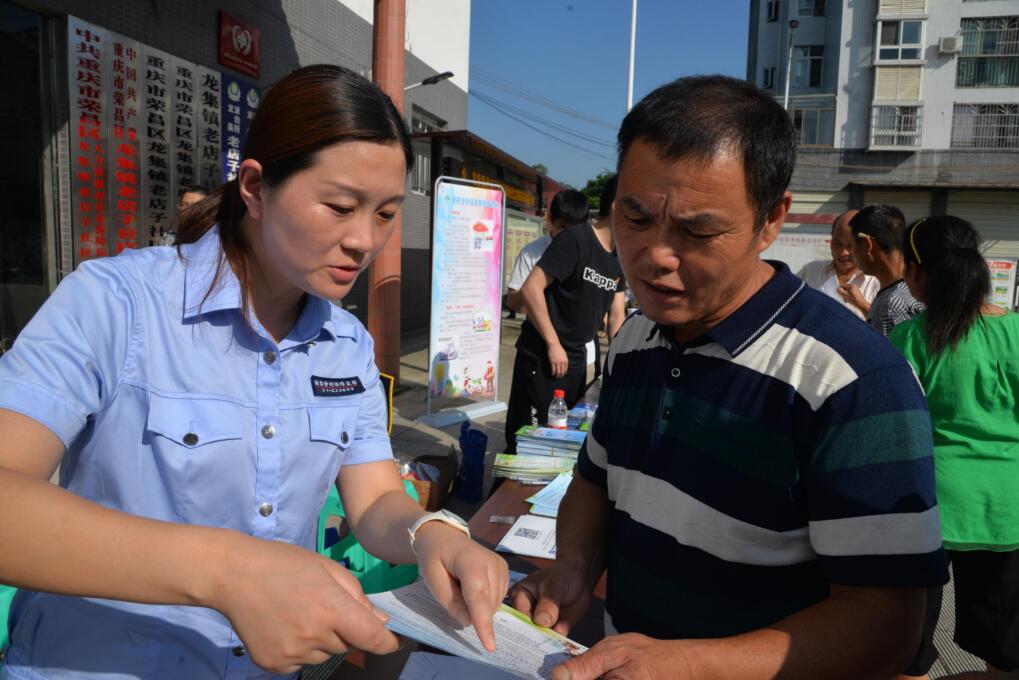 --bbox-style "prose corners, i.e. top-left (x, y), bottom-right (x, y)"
top-left (407, 510), bottom-right (470, 554)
